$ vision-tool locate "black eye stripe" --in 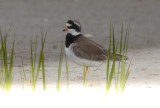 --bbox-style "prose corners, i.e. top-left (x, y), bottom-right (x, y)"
top-left (67, 24), bottom-right (79, 30)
